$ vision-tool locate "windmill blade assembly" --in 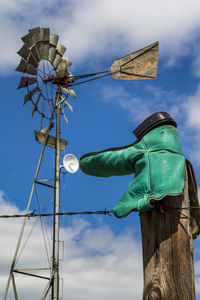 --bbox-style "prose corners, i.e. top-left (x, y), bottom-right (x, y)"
top-left (16, 26), bottom-right (75, 130)
top-left (15, 26), bottom-right (159, 128)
